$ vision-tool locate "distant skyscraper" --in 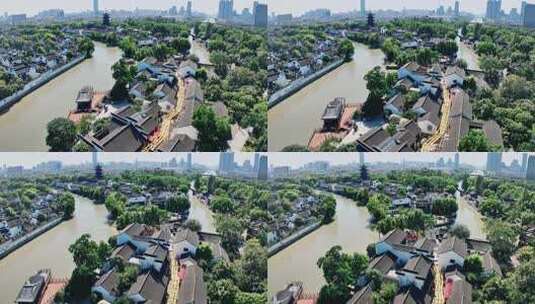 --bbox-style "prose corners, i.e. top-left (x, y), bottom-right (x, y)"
top-left (526, 156), bottom-right (535, 180)
top-left (522, 1), bottom-right (527, 18)
top-left (523, 3), bottom-right (535, 27)
top-left (186, 1), bottom-right (192, 17)
top-left (360, 0), bottom-right (366, 17)
top-left (486, 152), bottom-right (502, 172)
top-left (218, 0), bottom-right (234, 20)
top-left (257, 155), bottom-right (268, 180)
top-left (253, 153), bottom-right (260, 173)
top-left (454, 153), bottom-right (460, 169)
top-left (454, 1), bottom-right (460, 16)
top-left (253, 2), bottom-right (268, 28)
top-left (187, 153), bottom-right (192, 170)
top-left (93, 0), bottom-right (99, 14)
top-left (359, 152), bottom-right (365, 166)
top-left (219, 152), bottom-right (235, 174)
top-left (522, 153), bottom-right (528, 173)
top-left (486, 0), bottom-right (502, 20)
top-left (92, 151), bottom-right (98, 168)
